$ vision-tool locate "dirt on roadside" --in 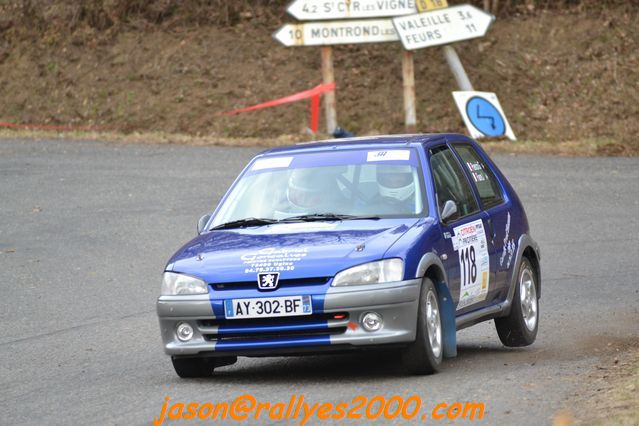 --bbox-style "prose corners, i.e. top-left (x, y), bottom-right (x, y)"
top-left (0, 2), bottom-right (637, 154)
top-left (554, 339), bottom-right (639, 426)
